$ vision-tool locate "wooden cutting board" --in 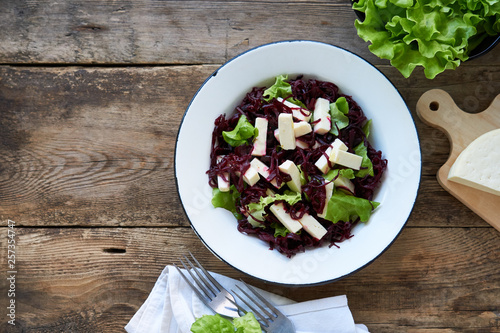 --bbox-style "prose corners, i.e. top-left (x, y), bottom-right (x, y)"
top-left (416, 89), bottom-right (500, 232)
